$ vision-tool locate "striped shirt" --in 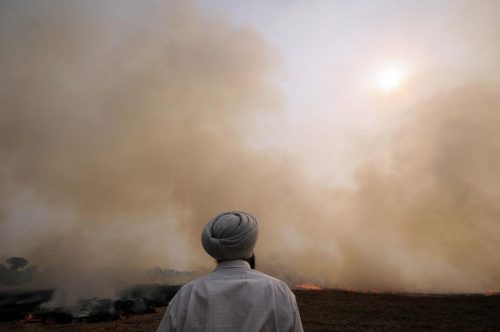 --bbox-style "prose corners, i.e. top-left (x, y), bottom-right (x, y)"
top-left (157, 260), bottom-right (303, 332)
